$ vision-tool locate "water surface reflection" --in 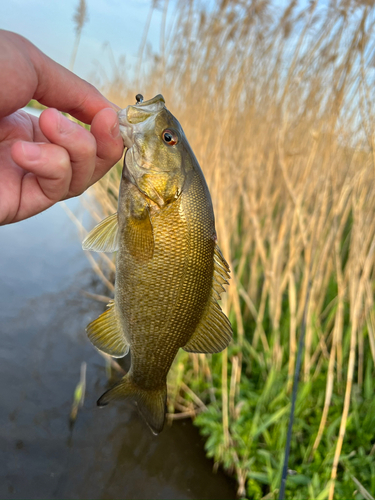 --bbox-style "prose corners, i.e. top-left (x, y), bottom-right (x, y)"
top-left (0, 199), bottom-right (235, 499)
